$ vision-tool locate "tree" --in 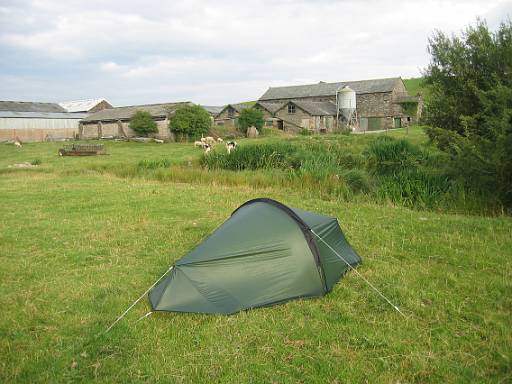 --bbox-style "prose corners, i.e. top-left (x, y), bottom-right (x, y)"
top-left (423, 19), bottom-right (512, 209)
top-left (129, 111), bottom-right (158, 137)
top-left (237, 107), bottom-right (264, 134)
top-left (169, 105), bottom-right (211, 140)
